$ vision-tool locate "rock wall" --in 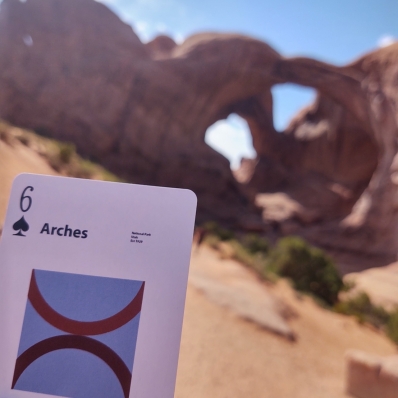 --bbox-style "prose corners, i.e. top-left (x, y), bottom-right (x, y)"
top-left (0, 0), bottom-right (397, 261)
